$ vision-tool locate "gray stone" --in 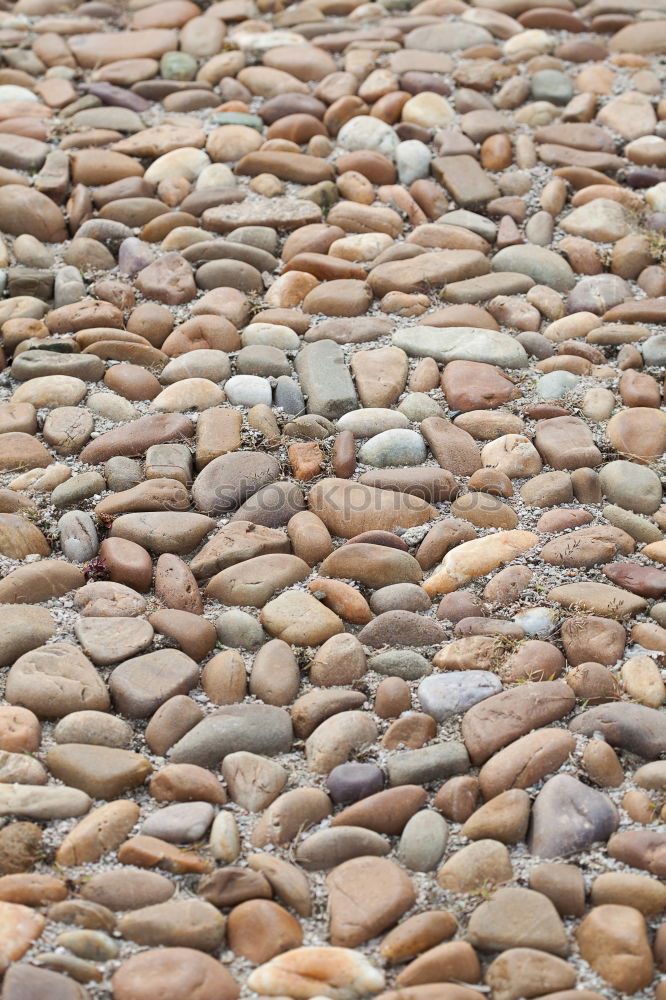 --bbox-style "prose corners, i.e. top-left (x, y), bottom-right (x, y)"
top-left (529, 774), bottom-right (619, 858)
top-left (224, 374), bottom-right (272, 407)
top-left (642, 334), bottom-right (666, 366)
top-left (405, 22), bottom-right (491, 51)
top-left (418, 671), bottom-right (503, 721)
top-left (104, 457), bottom-right (142, 493)
top-left (398, 393), bottom-right (445, 421)
top-left (169, 704), bottom-right (293, 767)
top-left (358, 429), bottom-right (426, 468)
top-left (599, 460), bottom-right (662, 515)
top-left (491, 246), bottom-right (576, 291)
top-left (398, 809), bottom-right (449, 872)
top-left (295, 341), bottom-right (359, 420)
top-left (52, 472), bottom-right (106, 509)
top-left (337, 408), bottom-right (409, 437)
top-left (274, 375), bottom-right (304, 415)
top-left (215, 609), bottom-right (265, 649)
top-left (537, 371), bottom-right (580, 400)
top-left (570, 703), bottom-right (666, 759)
top-left (327, 762), bottom-right (384, 804)
top-left (387, 742), bottom-right (470, 786)
top-left (392, 327), bottom-right (528, 368)
top-left (141, 801), bottom-right (215, 843)
top-left (58, 511), bottom-right (99, 563)
top-left (531, 70), bottom-right (573, 104)
top-left (368, 650), bottom-right (432, 680)
top-left (603, 505), bottom-right (662, 544)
